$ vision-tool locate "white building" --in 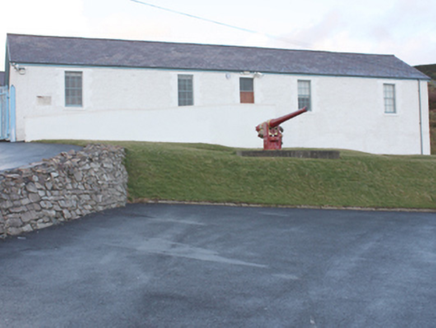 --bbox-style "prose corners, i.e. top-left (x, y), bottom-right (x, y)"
top-left (3, 33), bottom-right (431, 154)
